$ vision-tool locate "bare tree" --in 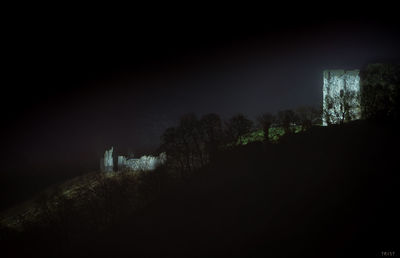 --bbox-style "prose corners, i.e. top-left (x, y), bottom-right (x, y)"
top-left (276, 109), bottom-right (298, 134)
top-left (160, 127), bottom-right (188, 176)
top-left (200, 113), bottom-right (223, 159)
top-left (324, 89), bottom-right (360, 124)
top-left (160, 113), bottom-right (209, 177)
top-left (295, 106), bottom-right (321, 130)
top-left (360, 63), bottom-right (400, 121)
top-left (225, 114), bottom-right (254, 144)
top-left (256, 112), bottom-right (275, 142)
